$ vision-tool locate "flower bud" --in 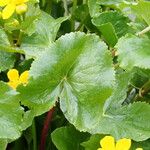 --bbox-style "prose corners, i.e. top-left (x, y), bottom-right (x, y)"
top-left (16, 3), bottom-right (27, 14)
